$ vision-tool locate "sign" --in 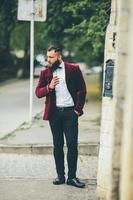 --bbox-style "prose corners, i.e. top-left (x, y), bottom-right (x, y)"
top-left (17, 0), bottom-right (47, 21)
